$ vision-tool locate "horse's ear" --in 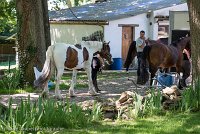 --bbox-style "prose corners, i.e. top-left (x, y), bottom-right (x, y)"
top-left (108, 41), bottom-right (110, 44)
